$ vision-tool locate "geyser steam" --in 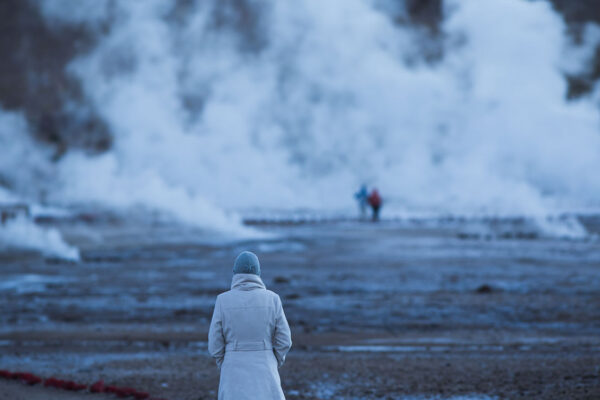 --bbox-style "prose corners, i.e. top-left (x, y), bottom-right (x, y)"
top-left (2, 0), bottom-right (600, 231)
